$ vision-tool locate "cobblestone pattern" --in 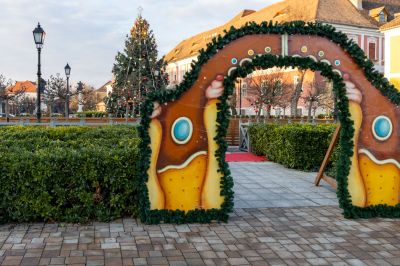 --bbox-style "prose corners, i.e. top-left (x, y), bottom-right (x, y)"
top-left (1, 206), bottom-right (400, 265)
